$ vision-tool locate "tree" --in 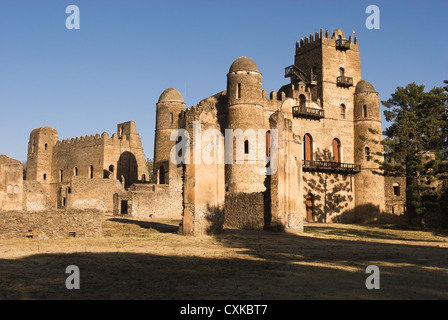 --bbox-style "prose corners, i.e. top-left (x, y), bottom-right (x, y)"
top-left (146, 158), bottom-right (154, 182)
top-left (379, 82), bottom-right (448, 229)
